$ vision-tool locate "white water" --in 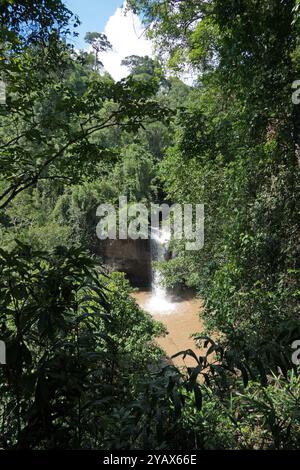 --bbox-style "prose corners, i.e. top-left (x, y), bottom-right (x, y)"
top-left (145, 227), bottom-right (177, 315)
